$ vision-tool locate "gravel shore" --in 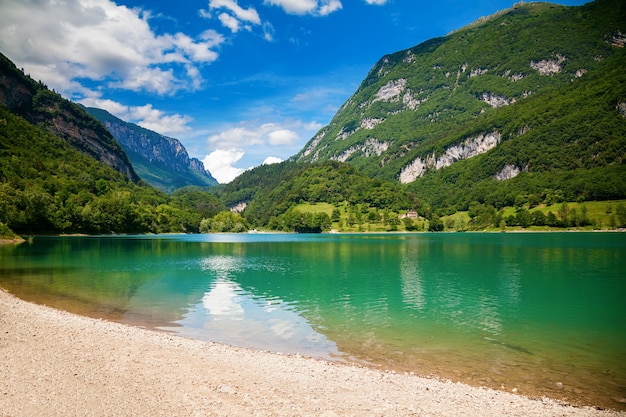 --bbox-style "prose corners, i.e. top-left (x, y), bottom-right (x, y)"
top-left (0, 289), bottom-right (623, 417)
